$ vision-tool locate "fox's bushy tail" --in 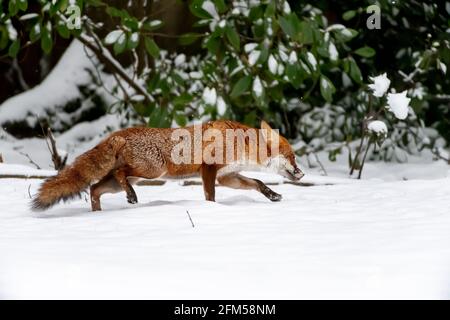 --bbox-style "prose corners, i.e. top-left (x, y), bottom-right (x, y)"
top-left (31, 136), bottom-right (126, 211)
